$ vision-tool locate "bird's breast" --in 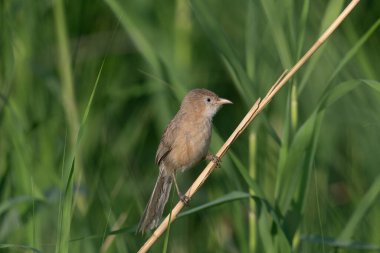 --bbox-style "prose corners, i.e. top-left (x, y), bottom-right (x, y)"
top-left (171, 119), bottom-right (212, 172)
